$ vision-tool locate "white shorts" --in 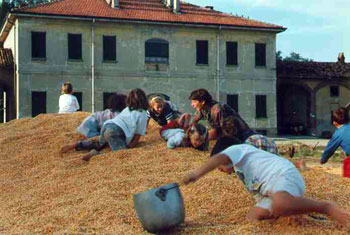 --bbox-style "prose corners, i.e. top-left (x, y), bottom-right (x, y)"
top-left (254, 168), bottom-right (305, 210)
